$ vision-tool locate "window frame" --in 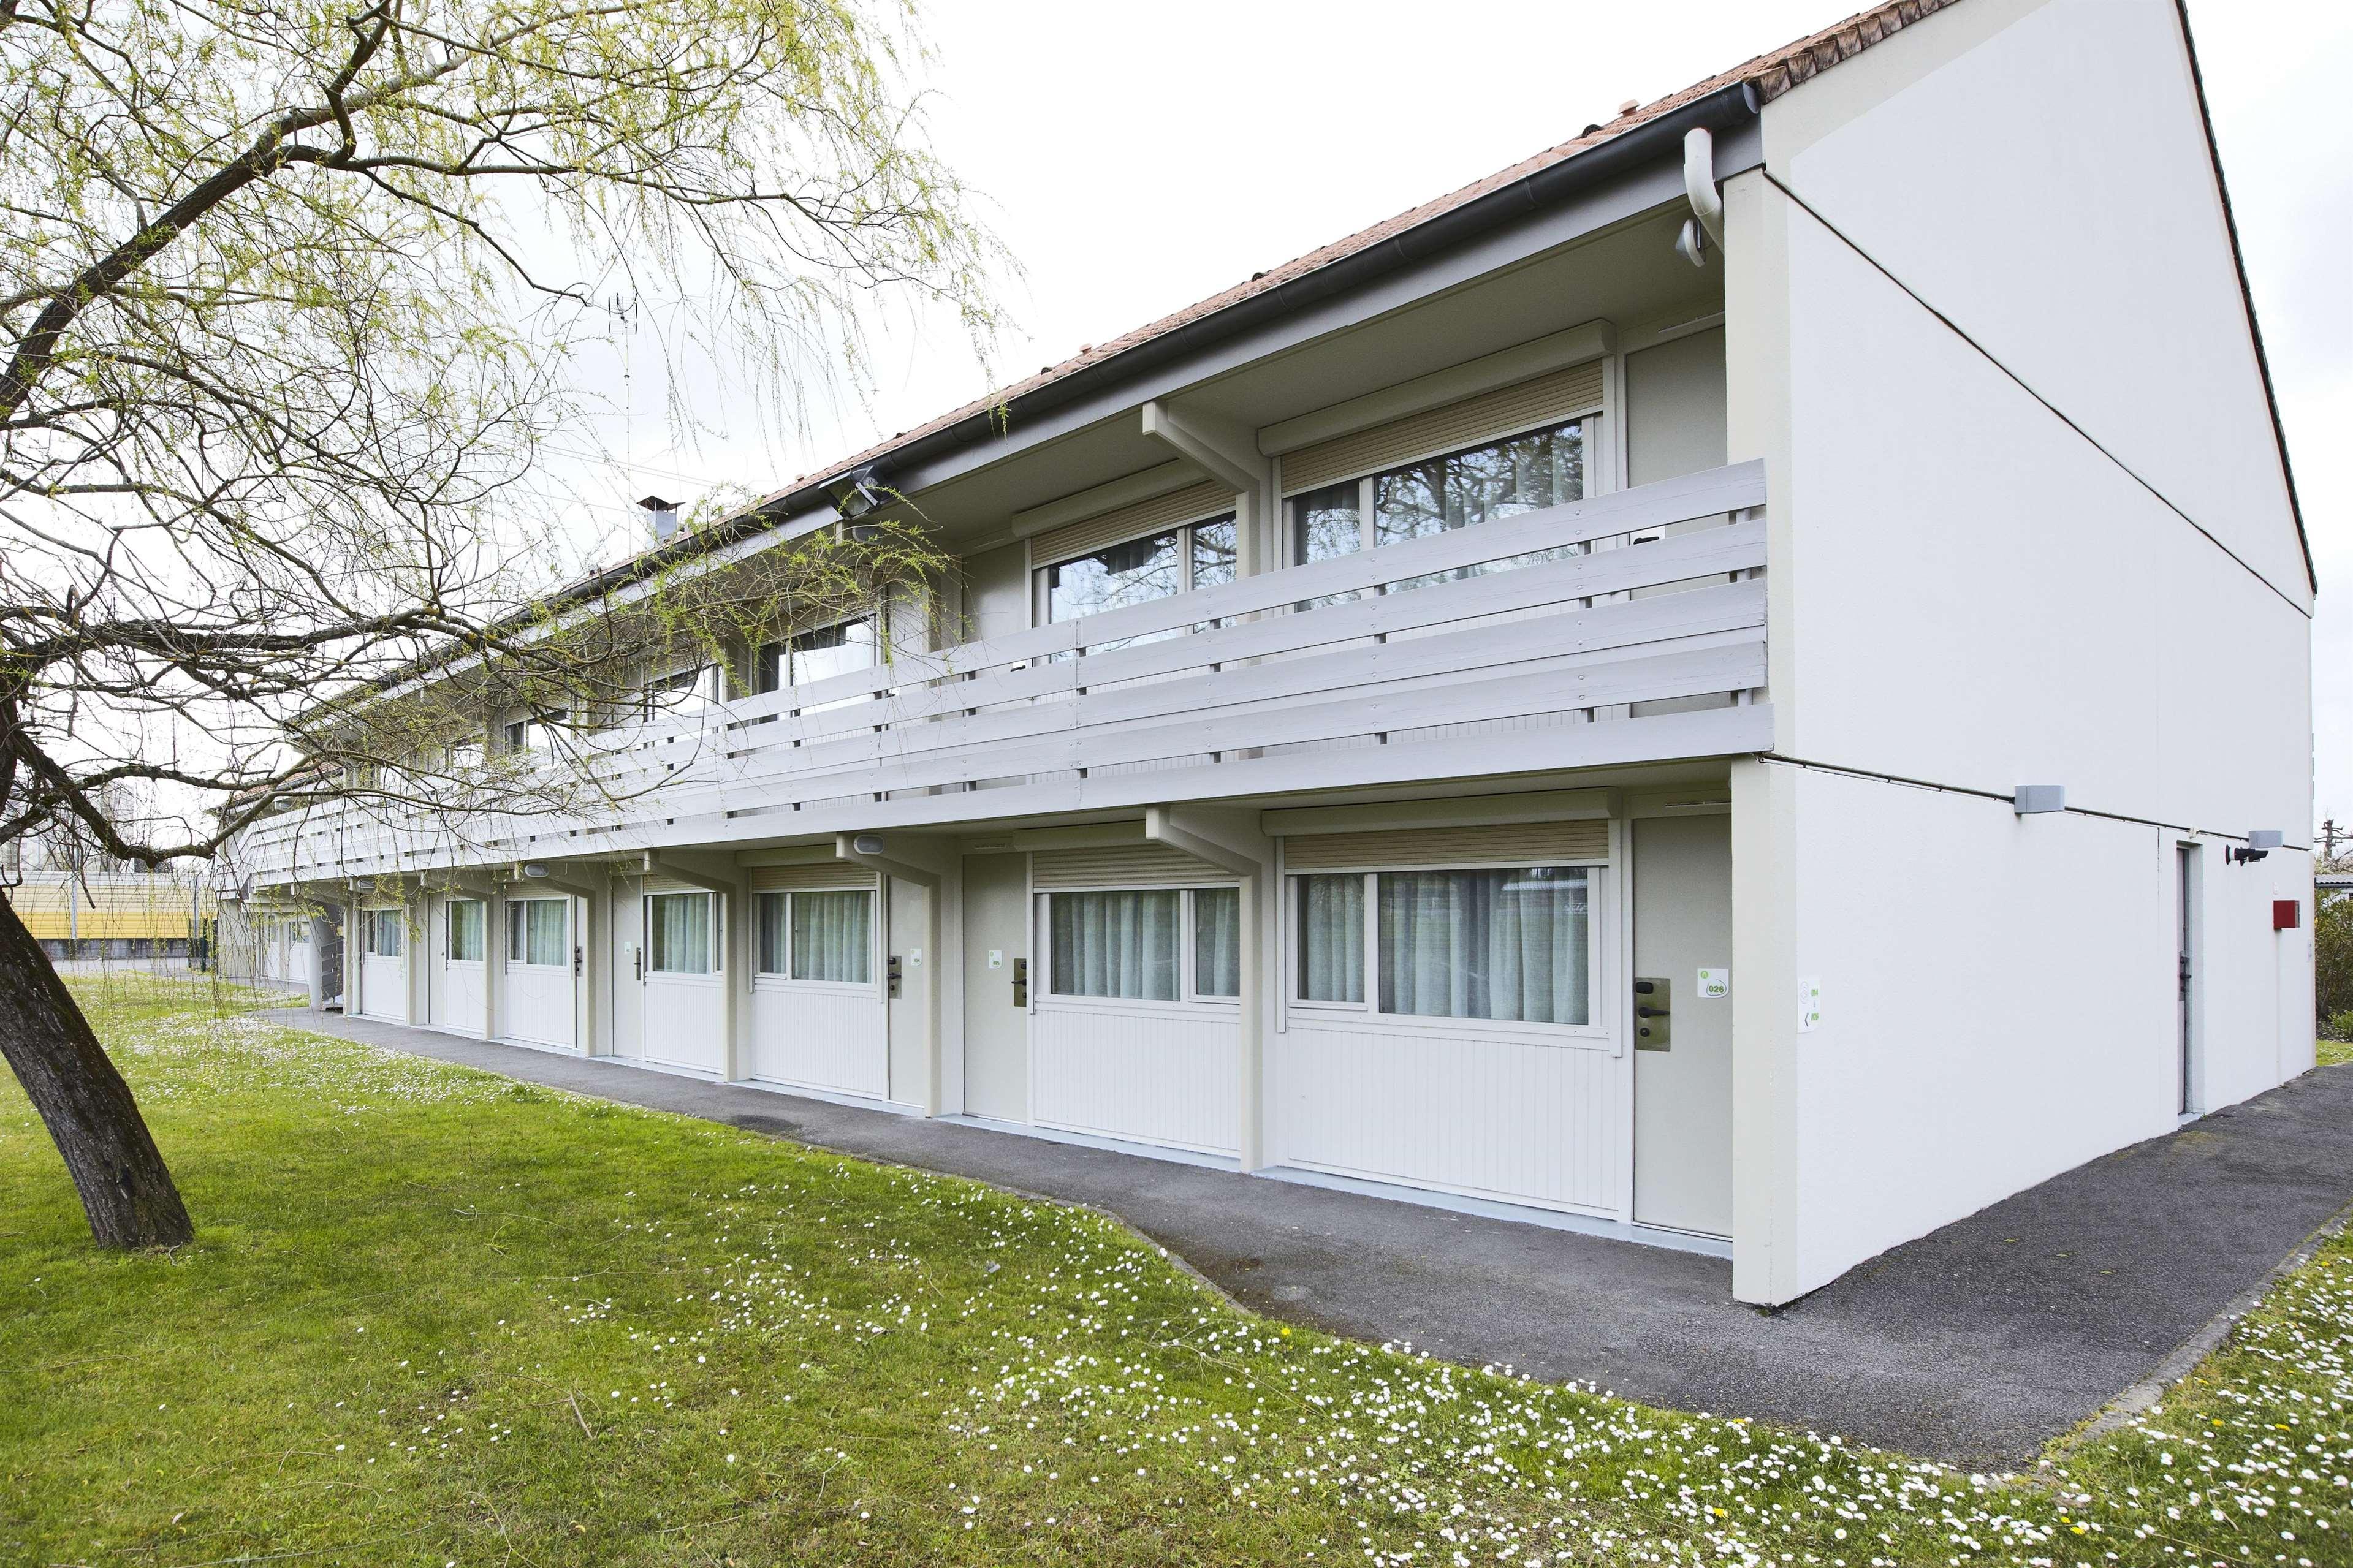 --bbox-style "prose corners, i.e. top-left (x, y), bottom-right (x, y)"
top-left (639, 662), bottom-right (723, 721)
top-left (1282, 860), bottom-right (1608, 1043)
top-left (1284, 415), bottom-right (1595, 569)
top-left (501, 710), bottom-right (564, 757)
top-left (752, 886), bottom-right (880, 993)
top-left (504, 896), bottom-right (570, 969)
top-left (1033, 884), bottom-right (1243, 1014)
top-left (362, 906), bottom-right (404, 958)
top-left (643, 888), bottom-right (721, 979)
top-left (755, 614), bottom-right (878, 703)
top-left (1029, 510), bottom-right (1239, 633)
top-left (446, 898), bottom-right (486, 964)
